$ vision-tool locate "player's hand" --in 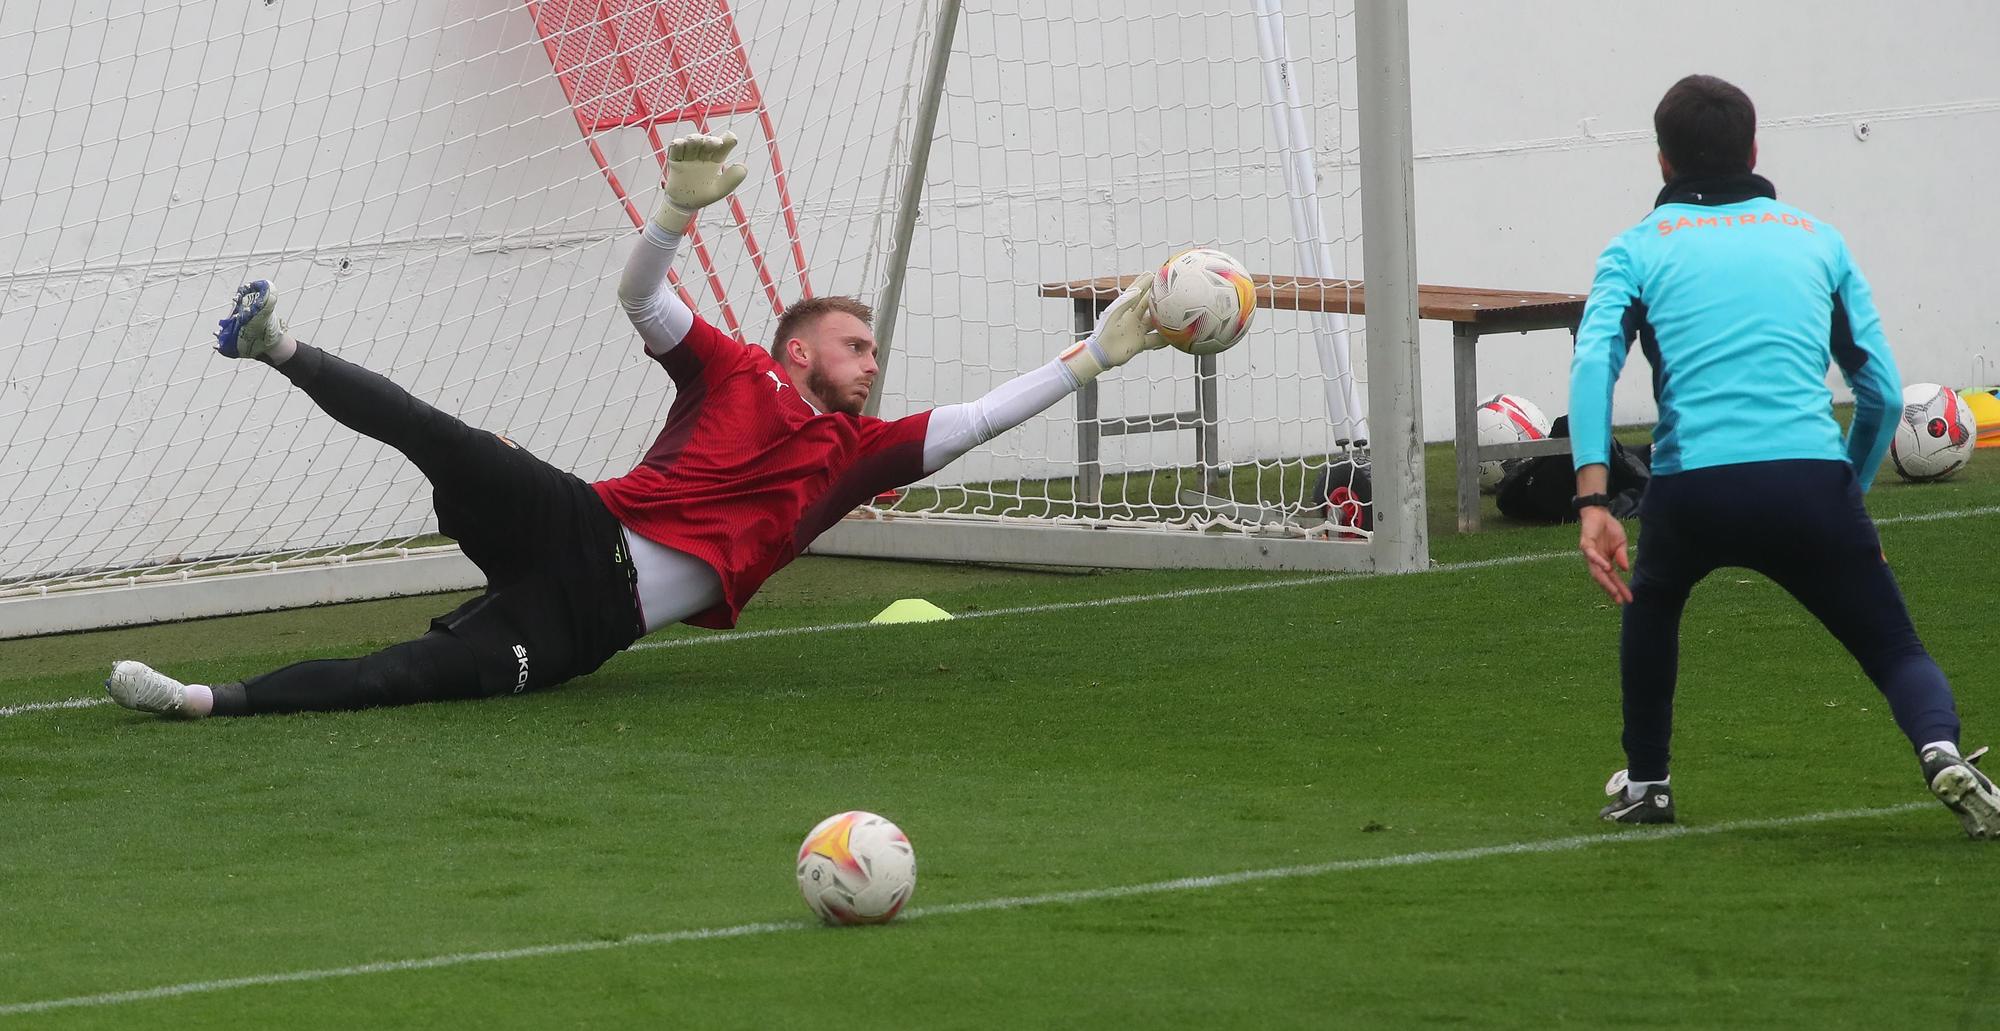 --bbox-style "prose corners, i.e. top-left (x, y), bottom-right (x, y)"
top-left (1093, 275), bottom-right (1169, 366)
top-left (653, 131), bottom-right (750, 233)
top-left (1058, 275), bottom-right (1167, 383)
top-left (1578, 506), bottom-right (1632, 604)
